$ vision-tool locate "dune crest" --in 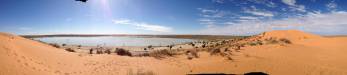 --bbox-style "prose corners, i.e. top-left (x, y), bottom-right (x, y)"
top-left (258, 30), bottom-right (322, 40)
